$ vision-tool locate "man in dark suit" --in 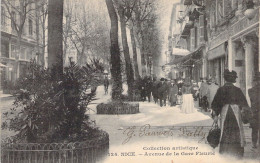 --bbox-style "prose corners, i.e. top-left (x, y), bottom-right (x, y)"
top-left (157, 78), bottom-right (167, 107)
top-left (248, 72), bottom-right (260, 149)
